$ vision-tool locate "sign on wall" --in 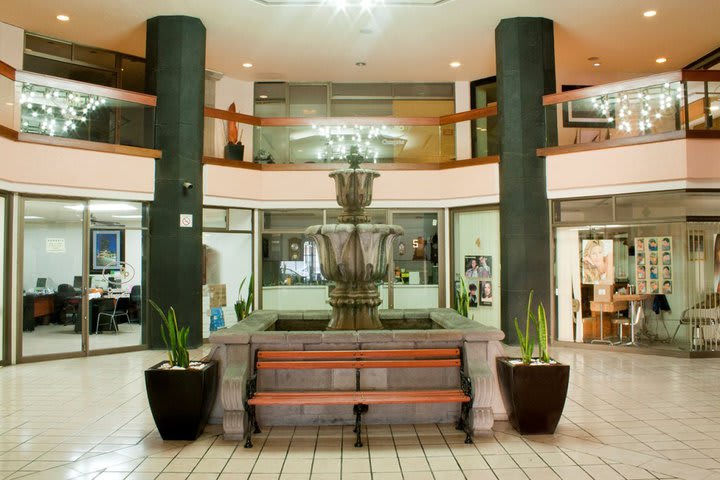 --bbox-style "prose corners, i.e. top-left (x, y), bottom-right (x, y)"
top-left (45, 238), bottom-right (66, 253)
